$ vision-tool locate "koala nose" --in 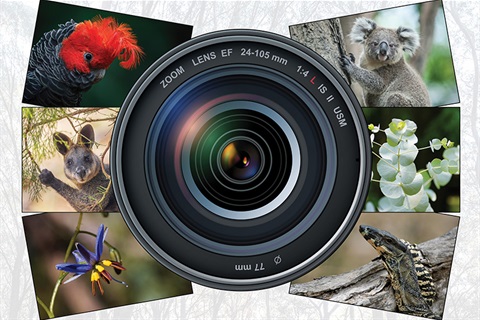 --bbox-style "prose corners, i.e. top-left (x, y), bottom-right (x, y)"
top-left (379, 42), bottom-right (388, 55)
top-left (76, 166), bottom-right (86, 179)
